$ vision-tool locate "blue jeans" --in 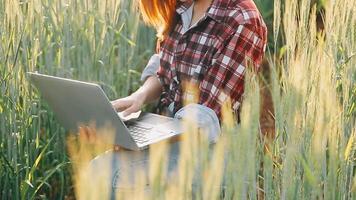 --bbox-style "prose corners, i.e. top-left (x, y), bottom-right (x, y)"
top-left (88, 142), bottom-right (227, 200)
top-left (88, 104), bottom-right (223, 198)
top-left (89, 142), bottom-right (180, 191)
